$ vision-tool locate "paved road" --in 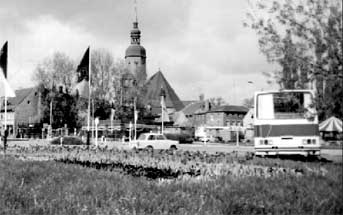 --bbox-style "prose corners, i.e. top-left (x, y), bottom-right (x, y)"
top-left (6, 139), bottom-right (342, 163)
top-left (177, 142), bottom-right (342, 163)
